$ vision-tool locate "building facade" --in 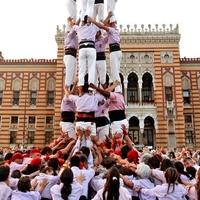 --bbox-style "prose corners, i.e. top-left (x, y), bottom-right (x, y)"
top-left (0, 24), bottom-right (200, 149)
